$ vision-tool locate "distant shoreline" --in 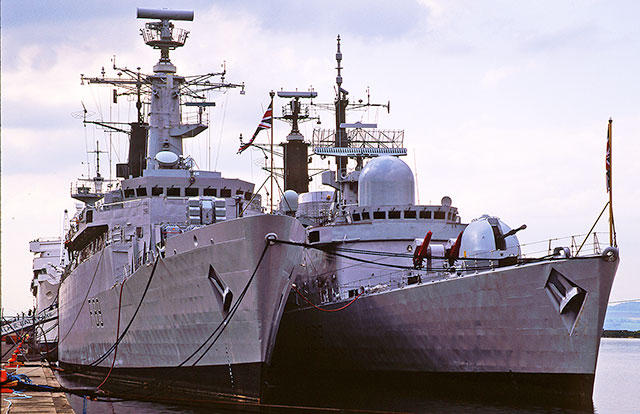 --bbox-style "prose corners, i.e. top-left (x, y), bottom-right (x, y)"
top-left (602, 330), bottom-right (640, 339)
